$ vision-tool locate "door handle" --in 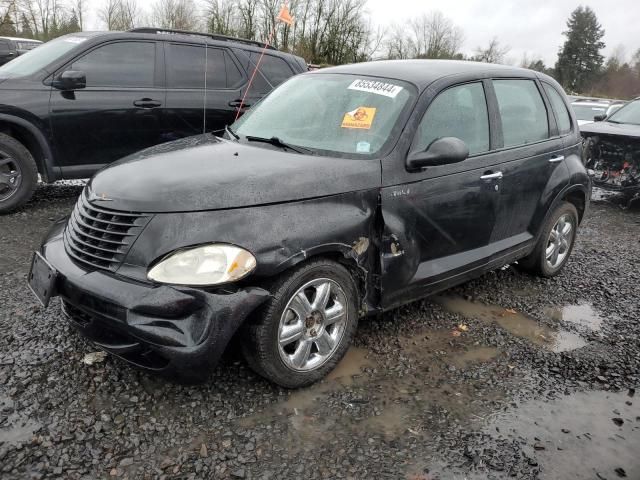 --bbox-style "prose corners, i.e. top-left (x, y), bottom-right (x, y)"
top-left (133, 98), bottom-right (162, 108)
top-left (228, 99), bottom-right (251, 108)
top-left (549, 155), bottom-right (565, 163)
top-left (480, 171), bottom-right (503, 180)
